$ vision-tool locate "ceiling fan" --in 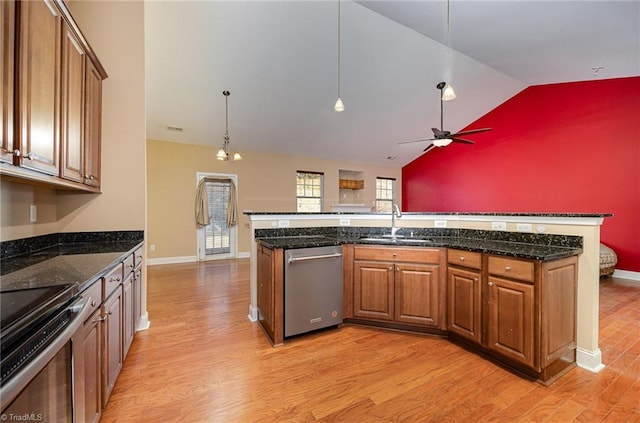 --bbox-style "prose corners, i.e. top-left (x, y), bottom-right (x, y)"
top-left (399, 81), bottom-right (492, 152)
